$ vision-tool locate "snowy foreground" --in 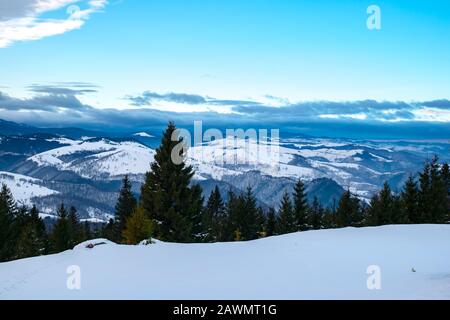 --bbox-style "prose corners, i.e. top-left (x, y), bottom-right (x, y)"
top-left (1, 225), bottom-right (450, 300)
